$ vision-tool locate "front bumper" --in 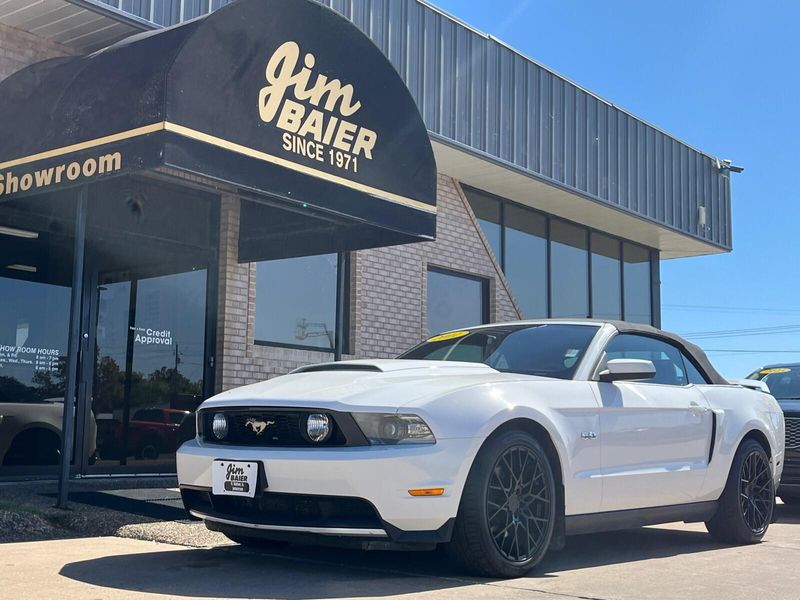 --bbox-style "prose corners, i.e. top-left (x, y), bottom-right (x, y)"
top-left (778, 449), bottom-right (800, 497)
top-left (176, 437), bottom-right (476, 536)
